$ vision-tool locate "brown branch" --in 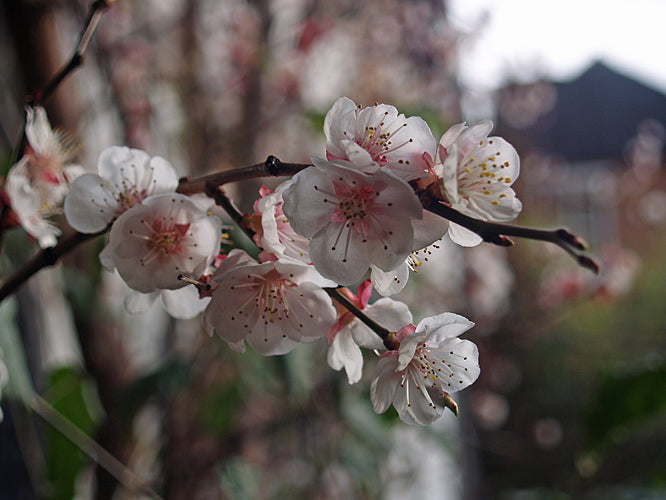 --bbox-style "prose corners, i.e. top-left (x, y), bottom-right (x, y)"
top-left (0, 230), bottom-right (104, 303)
top-left (0, 156), bottom-right (311, 305)
top-left (418, 189), bottom-right (600, 274)
top-left (204, 182), bottom-right (255, 242)
top-left (177, 155), bottom-right (310, 196)
top-left (324, 287), bottom-right (394, 347)
top-left (0, 154), bottom-right (598, 308)
top-left (28, 0), bottom-right (113, 108)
